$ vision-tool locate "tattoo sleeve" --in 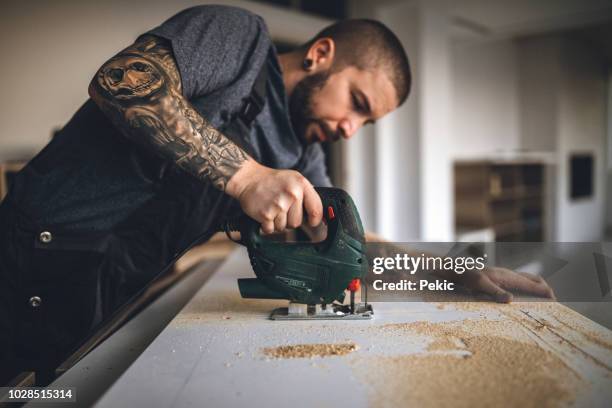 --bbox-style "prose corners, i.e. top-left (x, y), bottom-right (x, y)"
top-left (88, 35), bottom-right (248, 191)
